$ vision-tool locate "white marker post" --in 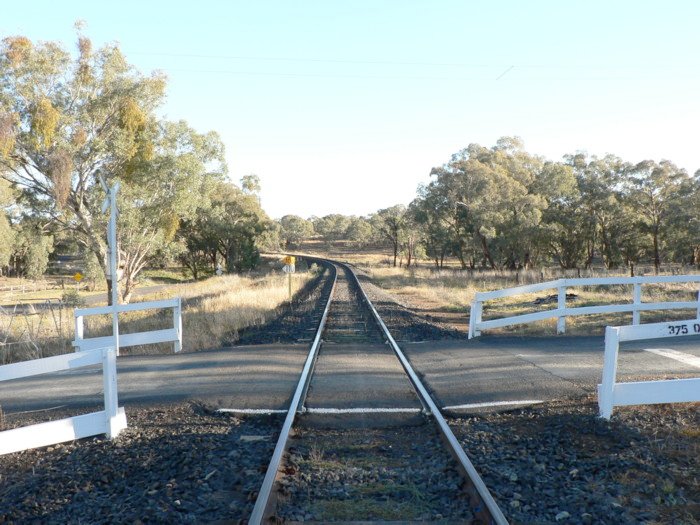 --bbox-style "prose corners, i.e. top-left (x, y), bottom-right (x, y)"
top-left (100, 177), bottom-right (121, 355)
top-left (282, 255), bottom-right (296, 301)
